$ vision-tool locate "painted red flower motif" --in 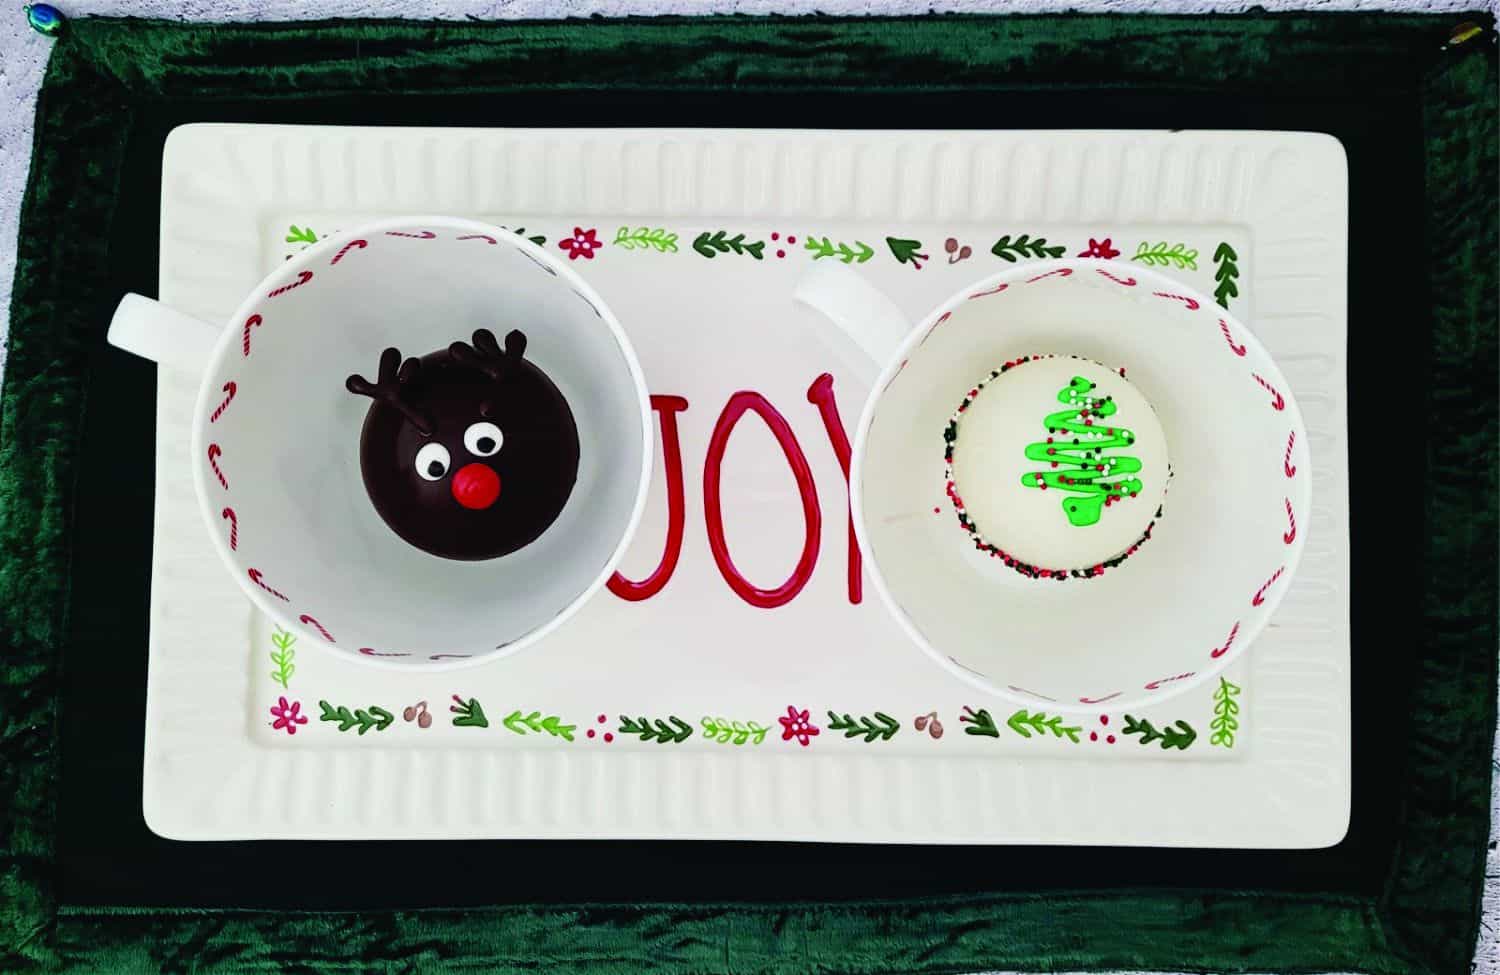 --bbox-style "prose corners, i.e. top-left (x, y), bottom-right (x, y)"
top-left (559, 227), bottom-right (601, 260)
top-left (270, 696), bottom-right (307, 735)
top-left (1077, 238), bottom-right (1120, 260)
top-left (778, 706), bottom-right (820, 746)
